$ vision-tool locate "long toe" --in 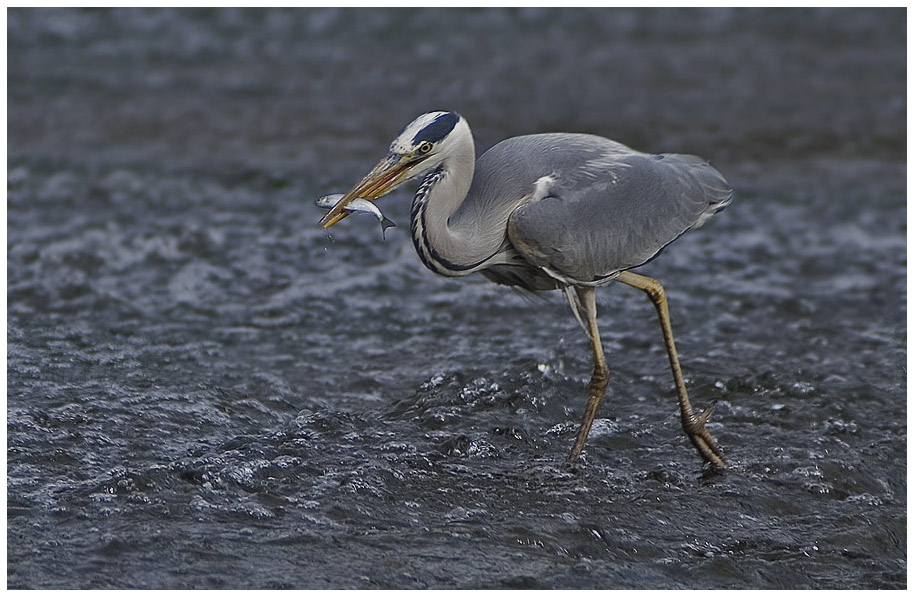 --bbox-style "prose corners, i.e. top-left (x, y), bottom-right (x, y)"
top-left (683, 408), bottom-right (727, 470)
